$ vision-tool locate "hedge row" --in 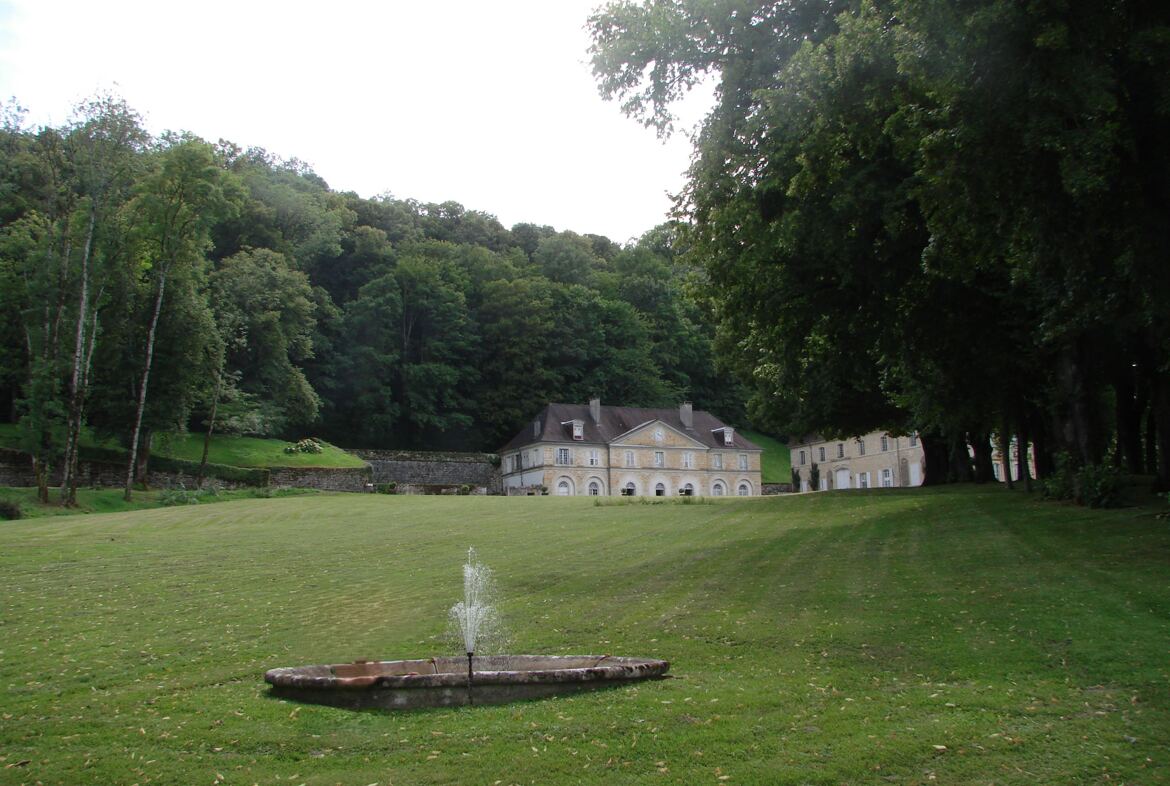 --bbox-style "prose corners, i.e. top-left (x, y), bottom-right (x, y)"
top-left (78, 446), bottom-right (270, 486)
